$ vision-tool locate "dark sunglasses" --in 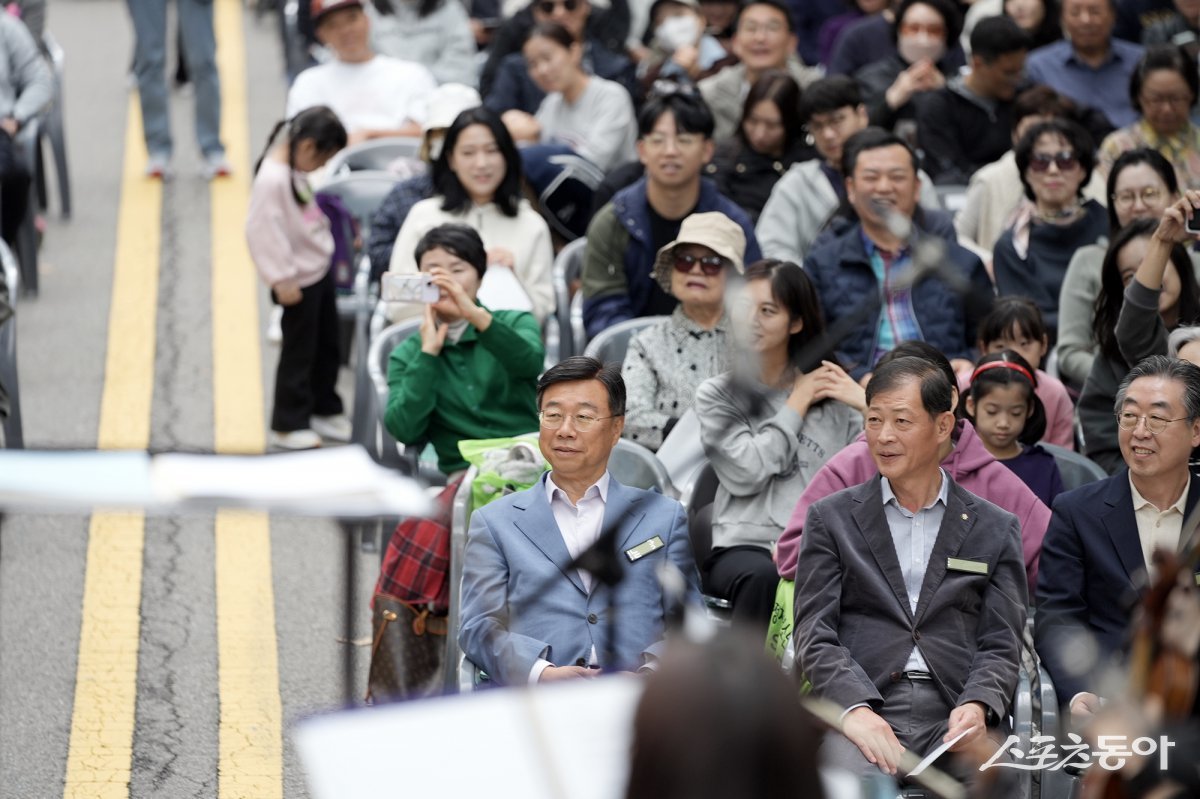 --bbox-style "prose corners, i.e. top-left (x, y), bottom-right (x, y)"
top-left (673, 253), bottom-right (725, 275)
top-left (537, 0), bottom-right (578, 12)
top-left (1028, 152), bottom-right (1078, 173)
